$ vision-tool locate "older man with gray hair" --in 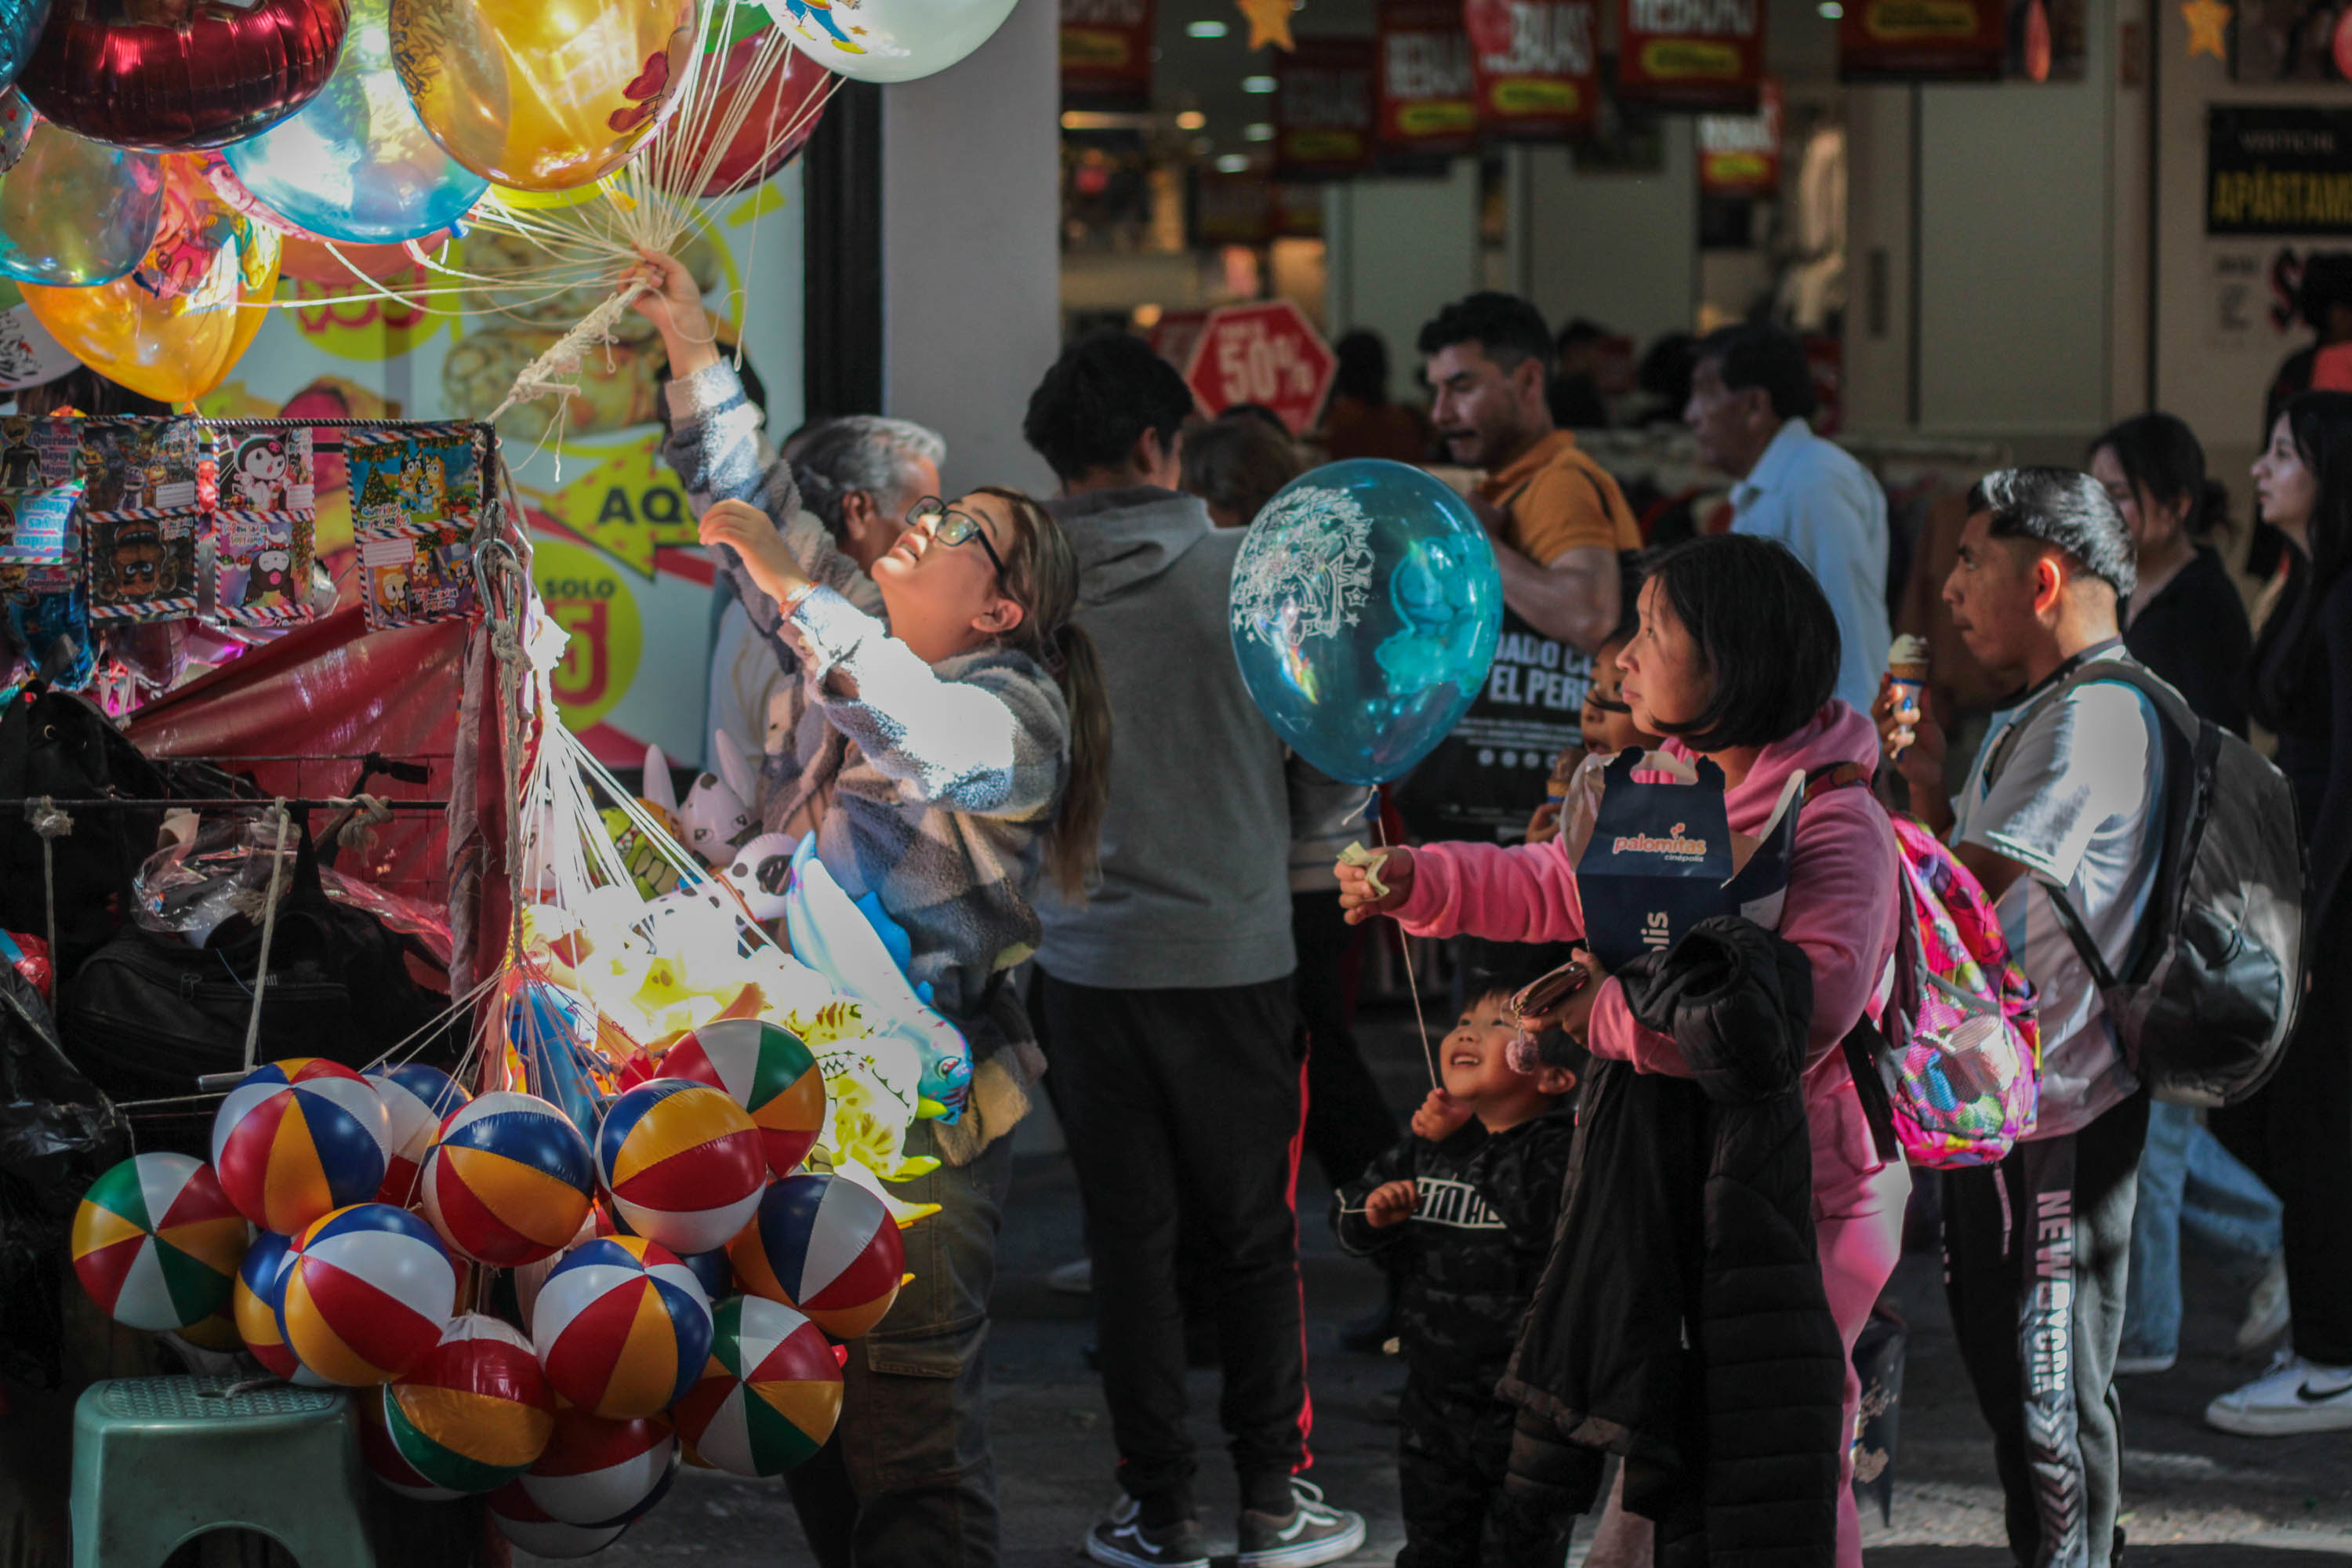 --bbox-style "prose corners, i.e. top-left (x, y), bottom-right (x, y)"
top-left (702, 412), bottom-right (946, 782)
